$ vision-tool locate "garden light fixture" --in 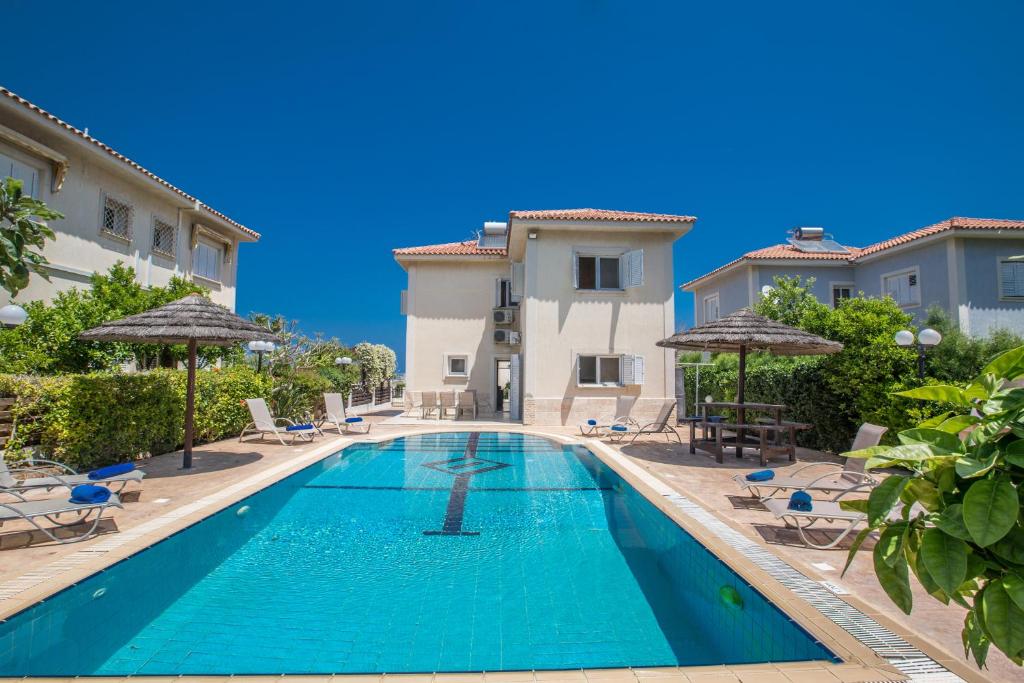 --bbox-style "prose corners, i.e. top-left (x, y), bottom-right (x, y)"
top-left (0, 304), bottom-right (28, 328)
top-left (248, 340), bottom-right (276, 372)
top-left (895, 328), bottom-right (942, 379)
